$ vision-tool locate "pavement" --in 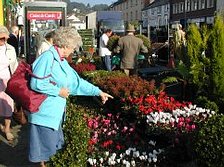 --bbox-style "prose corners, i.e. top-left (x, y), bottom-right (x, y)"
top-left (0, 120), bottom-right (39, 167)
